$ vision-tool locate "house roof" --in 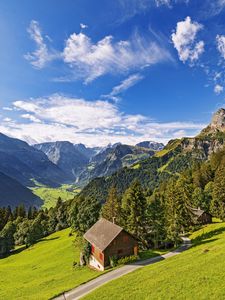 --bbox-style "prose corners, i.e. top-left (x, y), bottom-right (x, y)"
top-left (190, 207), bottom-right (212, 218)
top-left (84, 218), bottom-right (123, 251)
